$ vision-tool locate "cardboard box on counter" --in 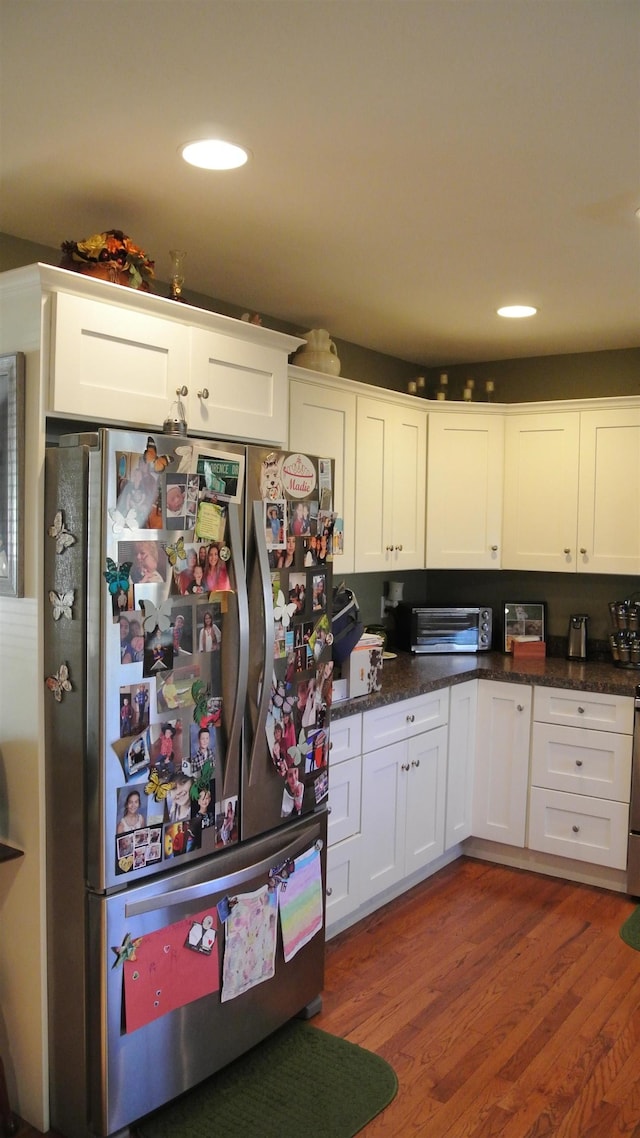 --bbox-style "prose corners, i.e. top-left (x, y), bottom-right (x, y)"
top-left (512, 637), bottom-right (546, 659)
top-left (347, 633), bottom-right (384, 698)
